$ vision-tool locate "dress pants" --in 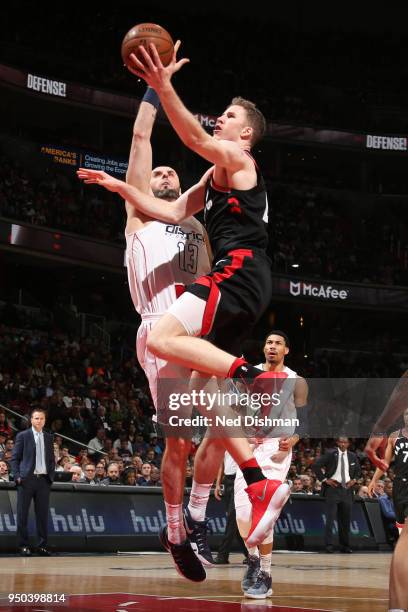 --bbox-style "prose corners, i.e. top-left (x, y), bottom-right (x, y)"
top-left (217, 474), bottom-right (247, 559)
top-left (324, 485), bottom-right (353, 548)
top-left (17, 474), bottom-right (51, 547)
